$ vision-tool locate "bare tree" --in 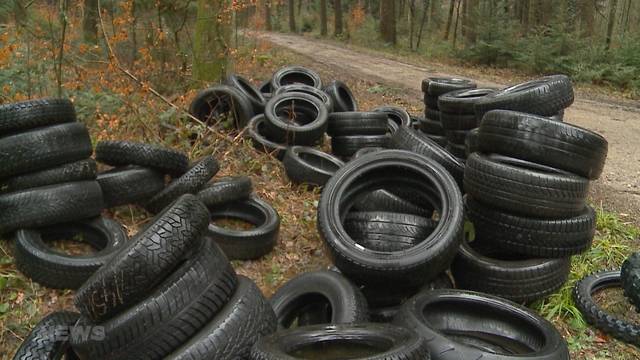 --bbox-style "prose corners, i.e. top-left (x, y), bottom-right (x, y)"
top-left (605, 0), bottom-right (618, 50)
top-left (334, 0), bottom-right (343, 36)
top-left (416, 0), bottom-right (430, 49)
top-left (444, 0), bottom-right (455, 40)
top-left (265, 0), bottom-right (272, 31)
top-left (320, 0), bottom-right (327, 35)
top-left (380, 0), bottom-right (396, 44)
top-left (288, 0), bottom-right (296, 32)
